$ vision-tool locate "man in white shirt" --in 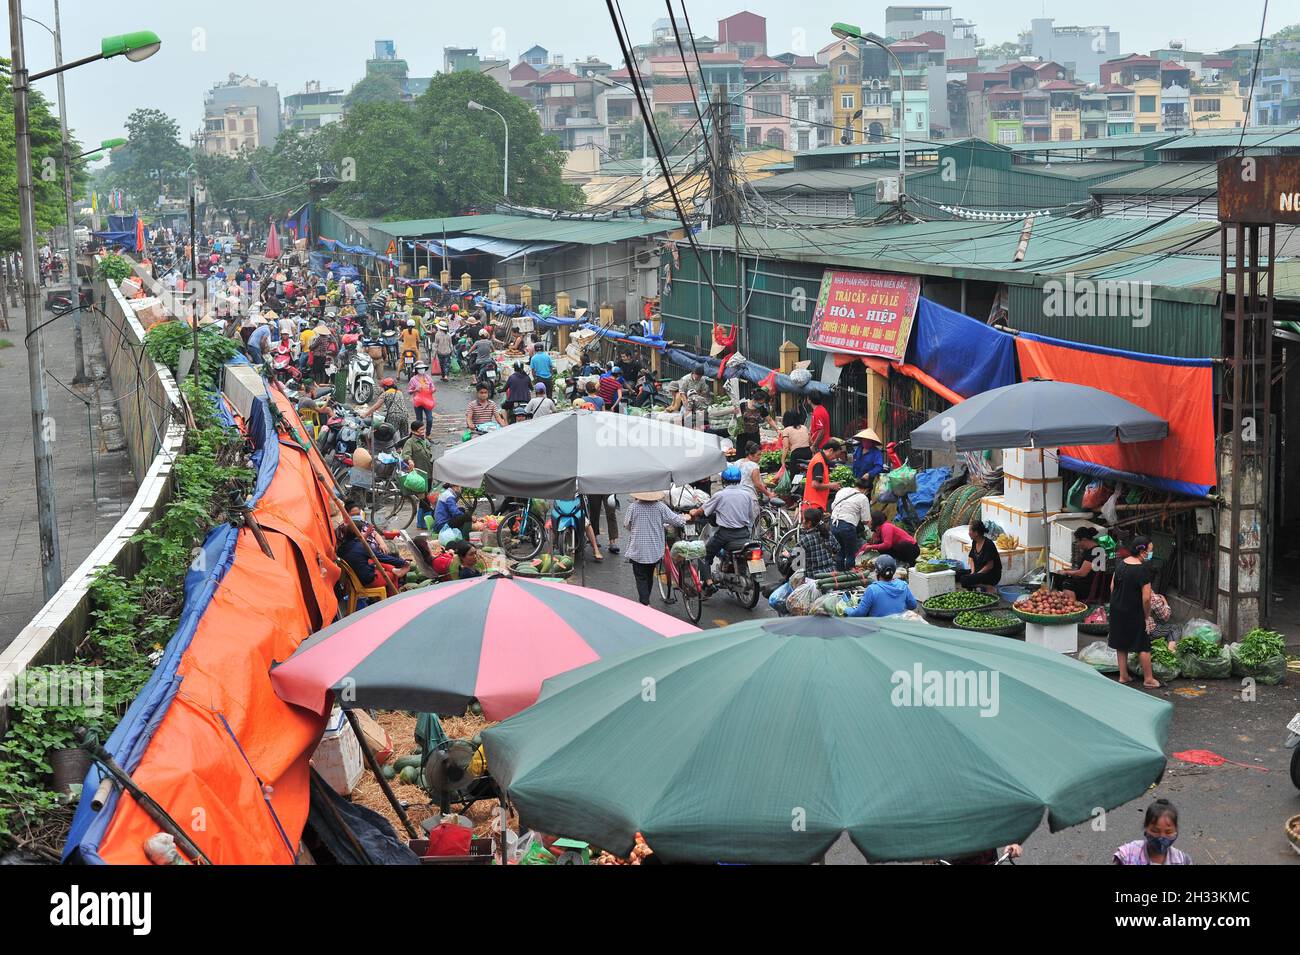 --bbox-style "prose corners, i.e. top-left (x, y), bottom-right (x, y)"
top-left (522, 382), bottom-right (557, 419)
top-left (829, 476), bottom-right (873, 572)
